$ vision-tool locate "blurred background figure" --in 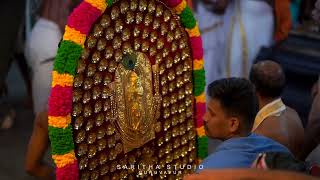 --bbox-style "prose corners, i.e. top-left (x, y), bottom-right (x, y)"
top-left (24, 0), bottom-right (65, 177)
top-left (225, 0), bottom-right (274, 78)
top-left (299, 78), bottom-right (320, 162)
top-left (250, 61), bottom-right (304, 158)
top-left (196, 0), bottom-right (228, 87)
top-left (195, 1), bottom-right (229, 153)
top-left (302, 2), bottom-right (320, 162)
top-left (25, 0), bottom-right (43, 40)
top-left (312, 0), bottom-right (320, 23)
top-left (254, 0), bottom-right (320, 164)
top-left (24, 0), bottom-right (70, 115)
top-left (195, 0), bottom-right (275, 154)
top-left (0, 0), bottom-right (27, 130)
top-left (195, 0), bottom-right (275, 84)
top-left (24, 0), bottom-right (80, 178)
